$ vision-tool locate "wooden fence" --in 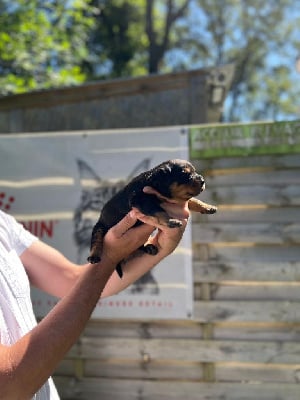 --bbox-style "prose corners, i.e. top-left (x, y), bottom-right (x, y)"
top-left (53, 120), bottom-right (300, 399)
